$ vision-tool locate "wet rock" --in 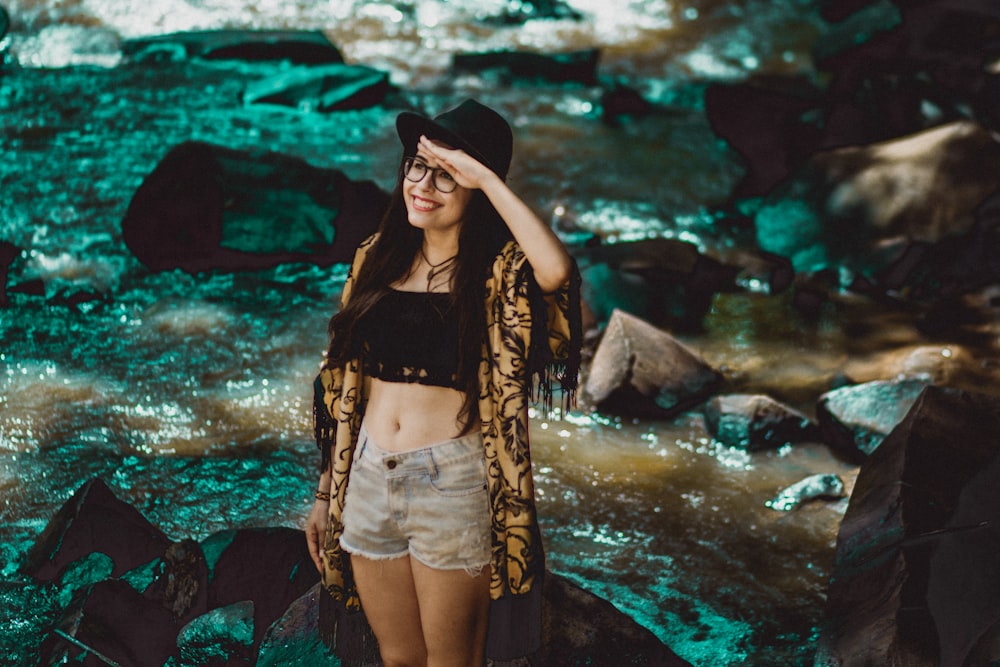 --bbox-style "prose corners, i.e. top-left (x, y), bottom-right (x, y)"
top-left (583, 309), bottom-right (721, 418)
top-left (766, 473), bottom-right (847, 511)
top-left (704, 77), bottom-right (826, 197)
top-left (755, 121), bottom-right (1000, 276)
top-left (257, 585), bottom-right (330, 666)
top-left (21, 477), bottom-right (172, 582)
top-left (259, 574), bottom-right (691, 667)
top-left (452, 48), bottom-right (600, 86)
top-left (842, 343), bottom-right (979, 387)
top-left (203, 527), bottom-right (319, 649)
top-left (815, 386), bottom-right (1000, 667)
top-left (703, 393), bottom-right (820, 452)
top-left (0, 4), bottom-right (7, 46)
top-left (575, 238), bottom-right (740, 332)
top-left (243, 63), bottom-right (392, 112)
top-left (174, 600), bottom-right (255, 666)
top-left (479, 0), bottom-right (583, 25)
top-left (41, 578), bottom-right (179, 666)
top-left (0, 240), bottom-right (19, 306)
top-left (122, 30), bottom-right (344, 65)
top-left (600, 84), bottom-right (654, 127)
top-left (121, 141), bottom-right (387, 274)
top-left (816, 377), bottom-right (930, 461)
top-left (143, 538), bottom-right (210, 623)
